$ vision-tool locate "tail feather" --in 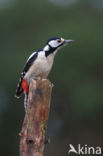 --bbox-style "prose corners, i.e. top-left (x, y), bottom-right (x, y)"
top-left (15, 77), bottom-right (23, 98)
